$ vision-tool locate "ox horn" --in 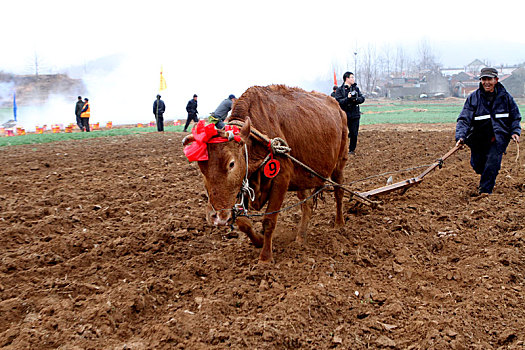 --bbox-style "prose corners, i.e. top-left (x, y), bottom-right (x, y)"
top-left (182, 134), bottom-right (195, 146)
